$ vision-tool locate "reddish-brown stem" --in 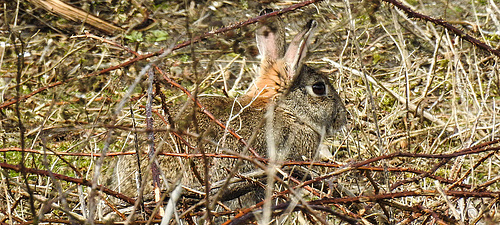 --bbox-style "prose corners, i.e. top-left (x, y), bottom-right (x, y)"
top-left (0, 162), bottom-right (135, 205)
top-left (171, 0), bottom-right (323, 51)
top-left (0, 51), bottom-right (162, 110)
